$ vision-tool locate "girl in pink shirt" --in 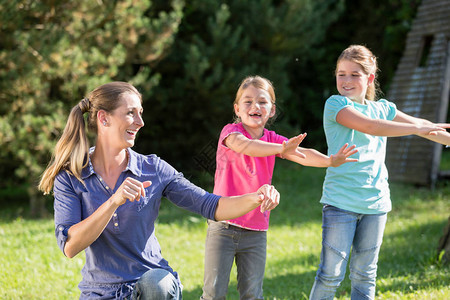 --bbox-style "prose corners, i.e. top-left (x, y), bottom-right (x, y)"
top-left (201, 76), bottom-right (357, 300)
